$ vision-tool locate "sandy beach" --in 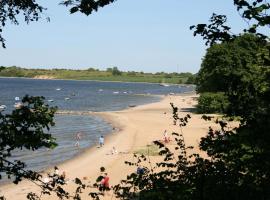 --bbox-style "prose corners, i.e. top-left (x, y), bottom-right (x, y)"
top-left (0, 92), bottom-right (220, 199)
